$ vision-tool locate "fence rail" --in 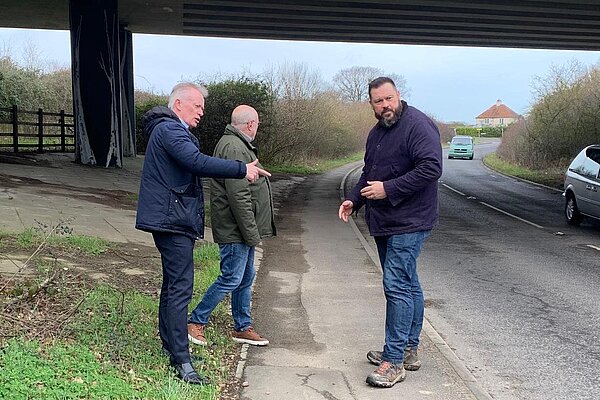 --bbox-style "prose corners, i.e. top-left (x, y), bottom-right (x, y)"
top-left (0, 105), bottom-right (75, 153)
